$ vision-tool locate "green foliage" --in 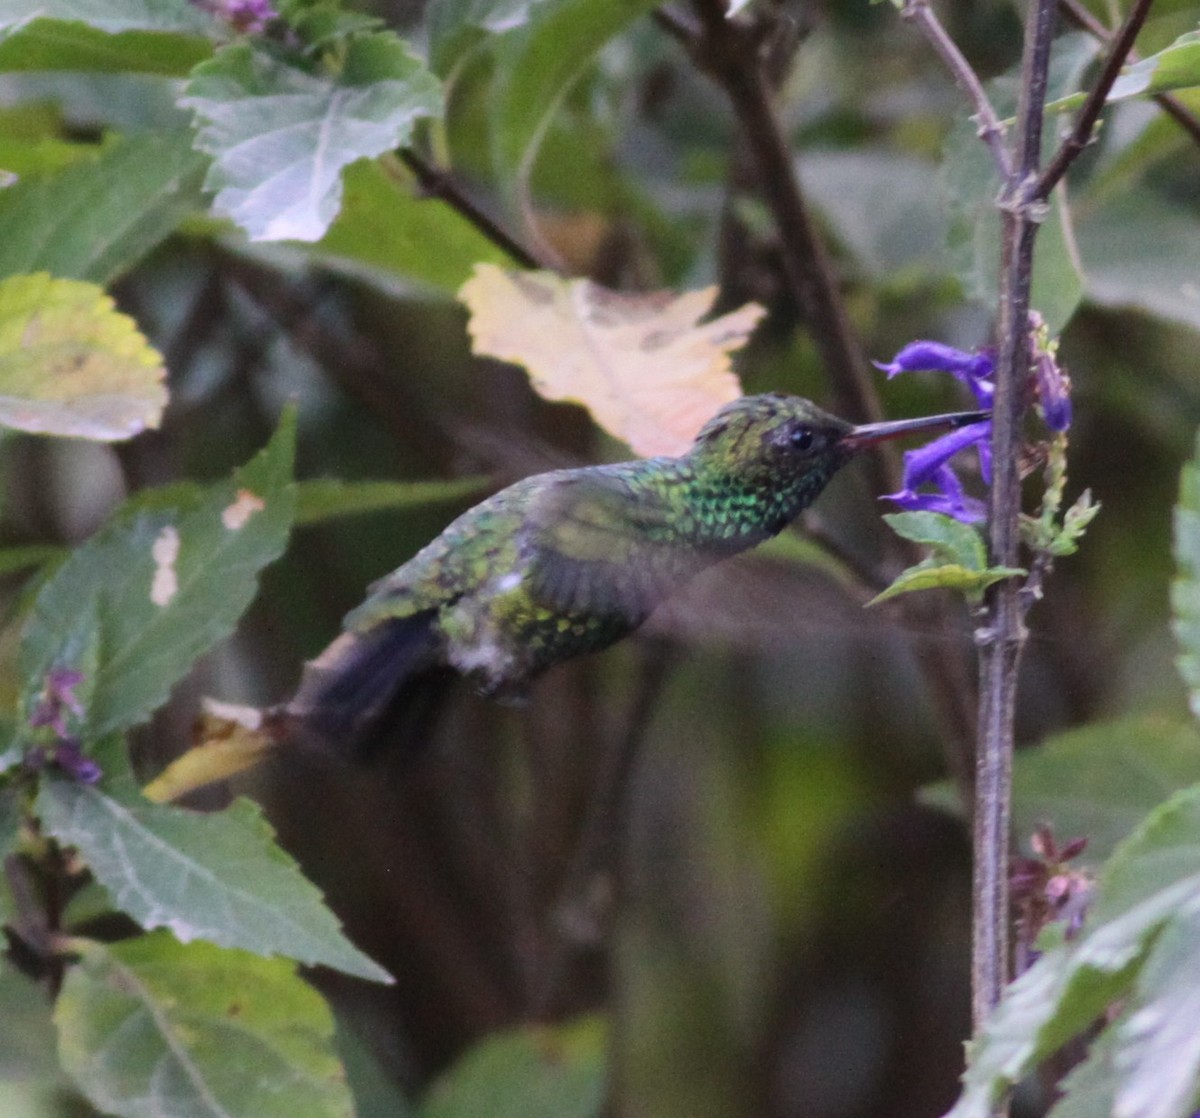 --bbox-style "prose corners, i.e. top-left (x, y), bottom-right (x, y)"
top-left (37, 752), bottom-right (390, 981)
top-left (923, 716), bottom-right (1200, 862)
top-left (0, 273), bottom-right (166, 440)
top-left (0, 130), bottom-right (209, 284)
top-left (19, 410), bottom-right (295, 735)
top-left (421, 1016), bottom-right (606, 1118)
top-left (949, 782), bottom-right (1200, 1118)
top-left (55, 933), bottom-right (356, 1118)
top-left (181, 37), bottom-right (443, 242)
top-left (1047, 29), bottom-right (1200, 112)
top-left (871, 511), bottom-right (1024, 604)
